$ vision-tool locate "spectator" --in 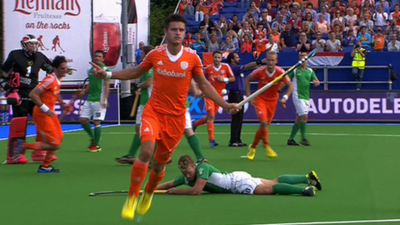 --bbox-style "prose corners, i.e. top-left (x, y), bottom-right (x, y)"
top-left (291, 2), bottom-right (302, 16)
top-left (227, 30), bottom-right (240, 48)
top-left (190, 33), bottom-right (207, 53)
top-left (238, 21), bottom-right (254, 40)
top-left (315, 14), bottom-right (330, 34)
top-left (260, 9), bottom-right (272, 24)
top-left (240, 34), bottom-right (253, 53)
top-left (271, 14), bottom-right (287, 30)
top-left (373, 28), bottom-right (385, 51)
top-left (387, 33), bottom-right (400, 51)
top-left (277, 6), bottom-right (291, 22)
top-left (240, 0), bottom-right (250, 9)
top-left (135, 41), bottom-right (144, 65)
top-left (385, 21), bottom-right (399, 37)
top-left (287, 11), bottom-right (302, 32)
top-left (333, 24), bottom-right (344, 44)
top-left (250, 1), bottom-right (261, 21)
top-left (359, 12), bottom-right (375, 33)
top-left (351, 42), bottom-right (366, 90)
top-left (248, 17), bottom-right (258, 33)
top-left (303, 13), bottom-right (314, 29)
top-left (217, 16), bottom-right (228, 35)
top-left (199, 14), bottom-right (215, 33)
top-left (209, 0), bottom-right (224, 15)
top-left (348, 1), bottom-right (361, 16)
top-left (331, 10), bottom-right (344, 26)
top-left (373, 5), bottom-right (388, 27)
top-left (280, 23), bottom-right (298, 48)
top-left (344, 8), bottom-right (359, 32)
top-left (255, 23), bottom-right (267, 37)
top-left (228, 14), bottom-right (242, 34)
top-left (179, 0), bottom-right (195, 16)
top-left (389, 4), bottom-right (400, 30)
top-left (326, 31), bottom-right (342, 51)
top-left (302, 21), bottom-right (315, 40)
top-left (296, 32), bottom-right (312, 51)
top-left (312, 31), bottom-right (327, 52)
top-left (375, 0), bottom-right (390, 13)
top-left (266, 36), bottom-right (281, 52)
top-left (270, 27), bottom-right (282, 46)
top-left (357, 26), bottom-right (373, 48)
top-left (266, 2), bottom-right (277, 20)
top-left (329, 1), bottom-right (346, 16)
top-left (254, 32), bottom-right (268, 53)
top-left (183, 33), bottom-right (195, 47)
top-left (317, 6), bottom-right (331, 26)
top-left (195, 1), bottom-right (206, 21)
top-left (302, 3), bottom-right (318, 19)
top-left (391, 0), bottom-right (400, 11)
top-left (204, 29), bottom-right (223, 52)
top-left (220, 36), bottom-right (237, 51)
top-left (242, 8), bottom-right (255, 22)
top-left (343, 29), bottom-right (359, 46)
